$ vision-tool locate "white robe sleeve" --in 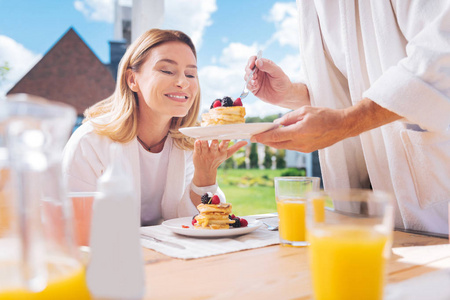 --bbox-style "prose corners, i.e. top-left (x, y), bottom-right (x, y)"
top-left (363, 1), bottom-right (450, 133)
top-left (62, 123), bottom-right (109, 192)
